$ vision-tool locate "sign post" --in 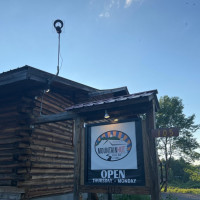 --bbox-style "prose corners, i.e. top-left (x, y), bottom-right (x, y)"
top-left (152, 128), bottom-right (179, 138)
